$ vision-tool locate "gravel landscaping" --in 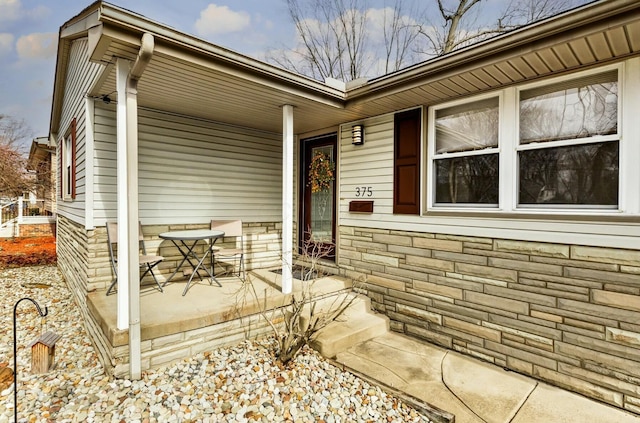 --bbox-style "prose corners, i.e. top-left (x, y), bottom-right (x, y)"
top-left (0, 265), bottom-right (432, 422)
